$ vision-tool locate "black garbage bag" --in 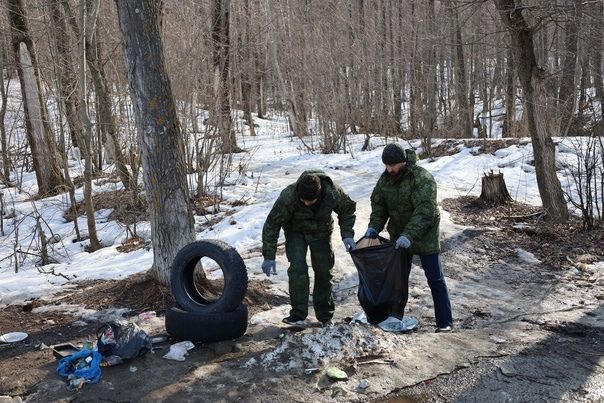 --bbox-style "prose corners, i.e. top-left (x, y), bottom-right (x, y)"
top-left (350, 236), bottom-right (410, 324)
top-left (97, 322), bottom-right (152, 360)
